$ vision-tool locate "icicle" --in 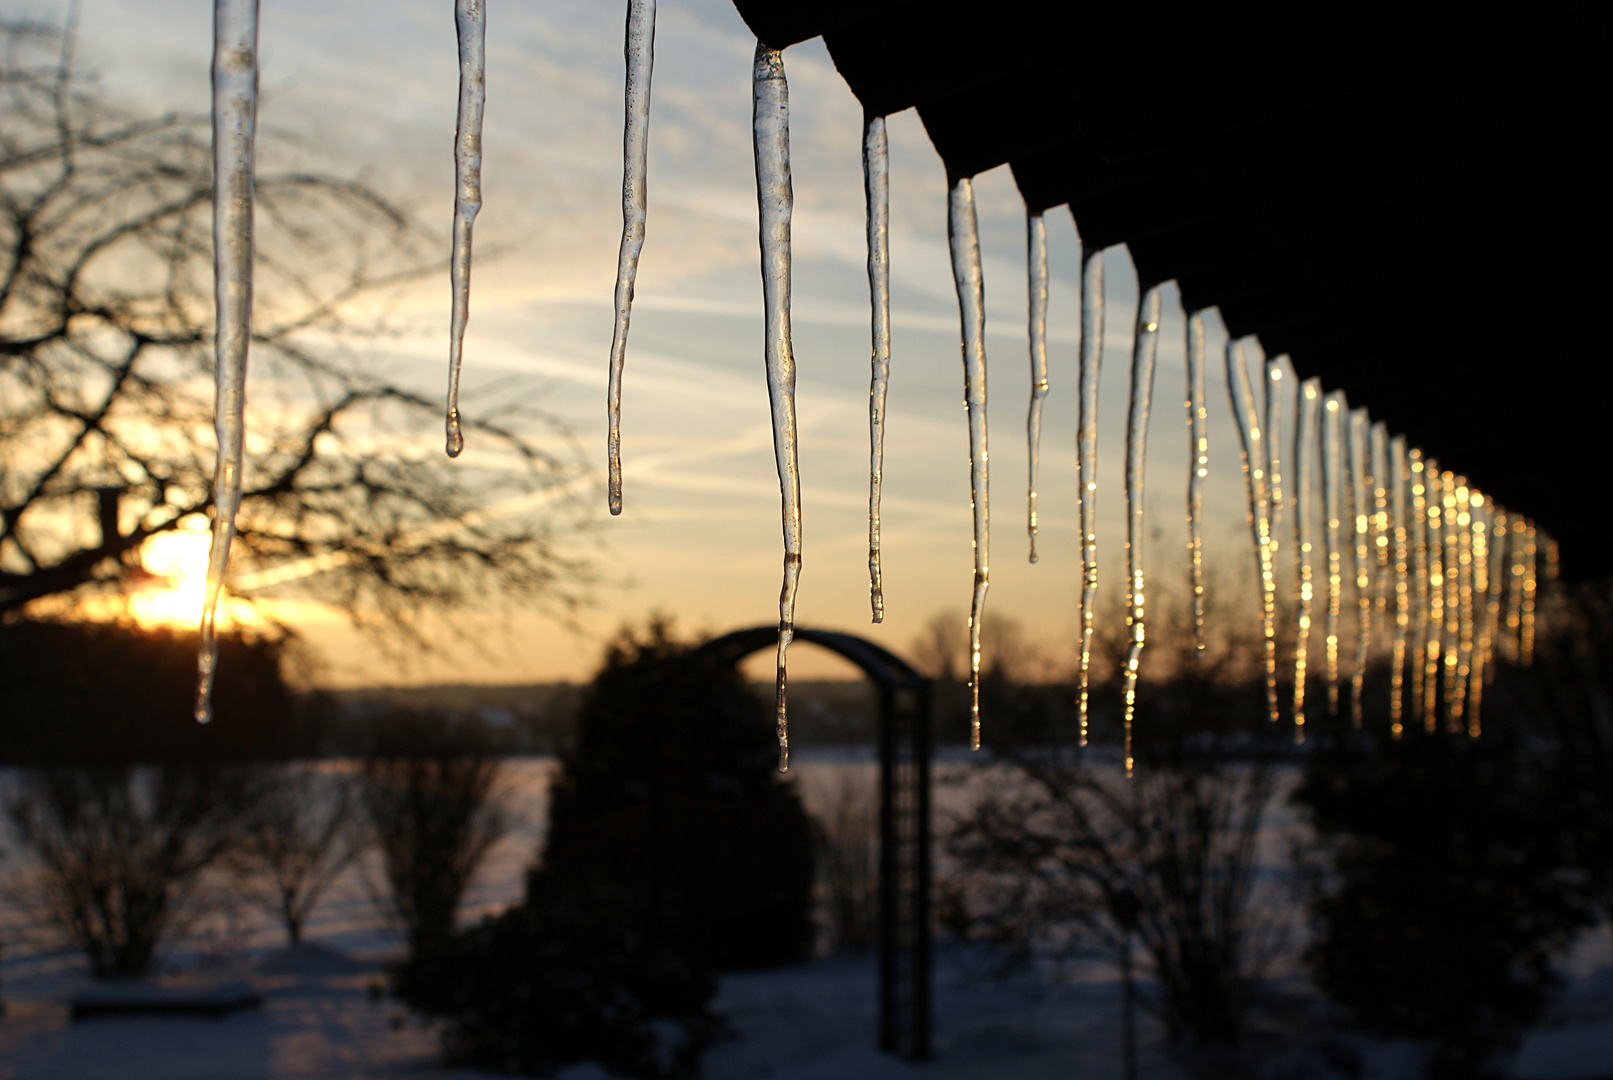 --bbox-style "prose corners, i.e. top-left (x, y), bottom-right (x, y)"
top-left (1185, 311), bottom-right (1209, 655)
top-left (1450, 478), bottom-right (1474, 723)
top-left (1291, 378), bottom-right (1322, 741)
top-left (1226, 339), bottom-right (1279, 724)
top-left (1388, 436), bottom-right (1410, 734)
top-left (1346, 409), bottom-right (1371, 727)
top-left (1120, 286), bottom-right (1162, 776)
top-left (197, 0), bottom-right (260, 725)
top-left (1520, 520), bottom-right (1538, 664)
top-left (1466, 493), bottom-right (1490, 736)
top-left (1486, 510), bottom-right (1509, 669)
top-left (1408, 450), bottom-right (1430, 727)
top-left (752, 43), bottom-right (800, 770)
top-left (1074, 246), bottom-right (1105, 745)
top-left (1423, 463), bottom-right (1445, 728)
top-left (1440, 470), bottom-right (1460, 731)
top-left (444, 0), bottom-right (486, 459)
top-left (1370, 422), bottom-right (1391, 619)
top-left (1263, 356), bottom-right (1290, 559)
top-left (1025, 210), bottom-right (1050, 564)
top-left (1320, 392), bottom-right (1346, 715)
top-left (864, 111), bottom-right (890, 622)
top-left (1506, 514), bottom-right (1525, 661)
top-left (605, 0), bottom-right (656, 510)
top-left (947, 174), bottom-right (990, 751)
